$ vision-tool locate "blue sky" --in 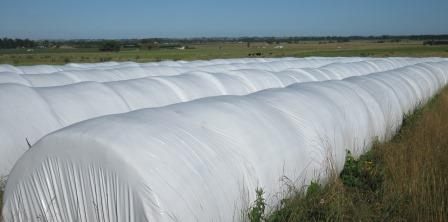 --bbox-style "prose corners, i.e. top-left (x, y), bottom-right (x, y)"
top-left (0, 0), bottom-right (447, 39)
